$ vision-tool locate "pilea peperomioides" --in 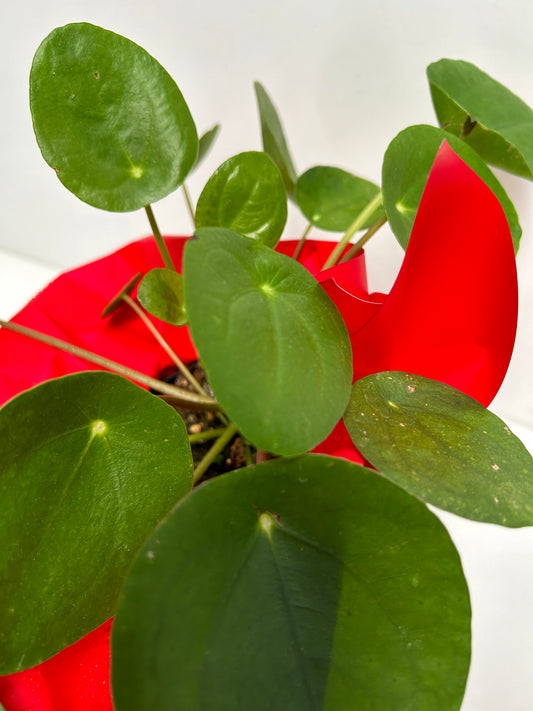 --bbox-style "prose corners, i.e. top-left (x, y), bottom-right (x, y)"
top-left (0, 21), bottom-right (532, 711)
